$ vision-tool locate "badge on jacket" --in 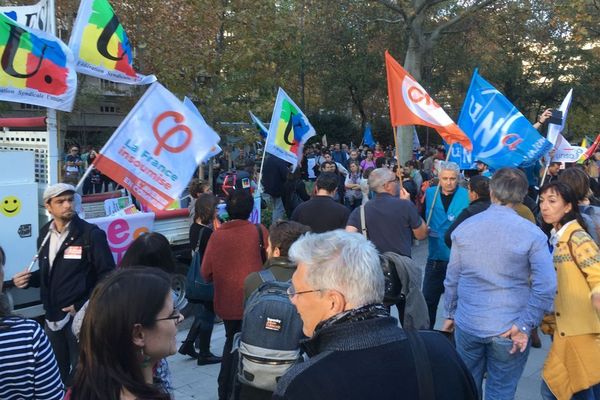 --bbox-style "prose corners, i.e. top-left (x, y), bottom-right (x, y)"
top-left (64, 246), bottom-right (83, 260)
